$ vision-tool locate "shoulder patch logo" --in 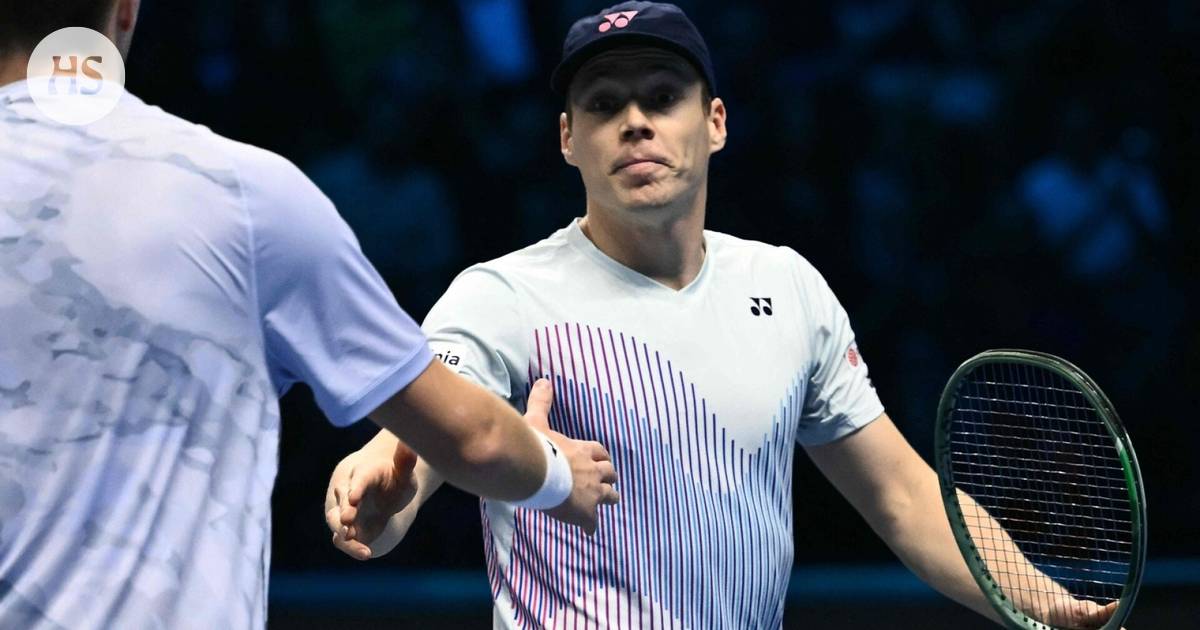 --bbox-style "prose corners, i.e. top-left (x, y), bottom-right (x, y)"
top-left (432, 342), bottom-right (468, 368)
top-left (847, 345), bottom-right (860, 367)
